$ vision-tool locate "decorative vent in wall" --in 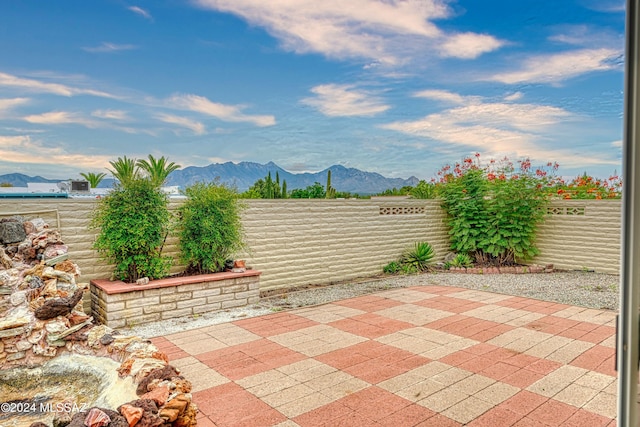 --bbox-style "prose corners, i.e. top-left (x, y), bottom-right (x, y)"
top-left (546, 206), bottom-right (586, 216)
top-left (379, 206), bottom-right (426, 215)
